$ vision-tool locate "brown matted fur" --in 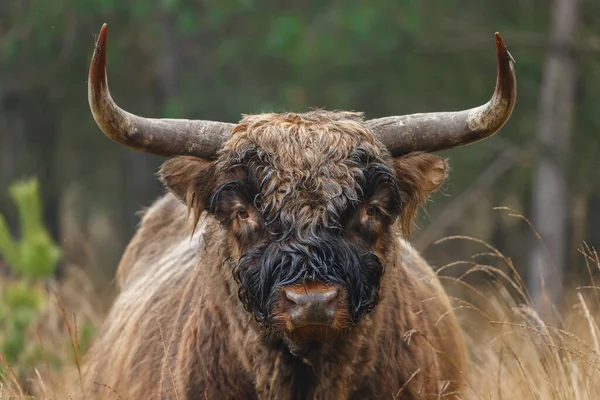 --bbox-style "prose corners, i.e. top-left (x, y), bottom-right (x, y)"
top-left (80, 110), bottom-right (466, 400)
